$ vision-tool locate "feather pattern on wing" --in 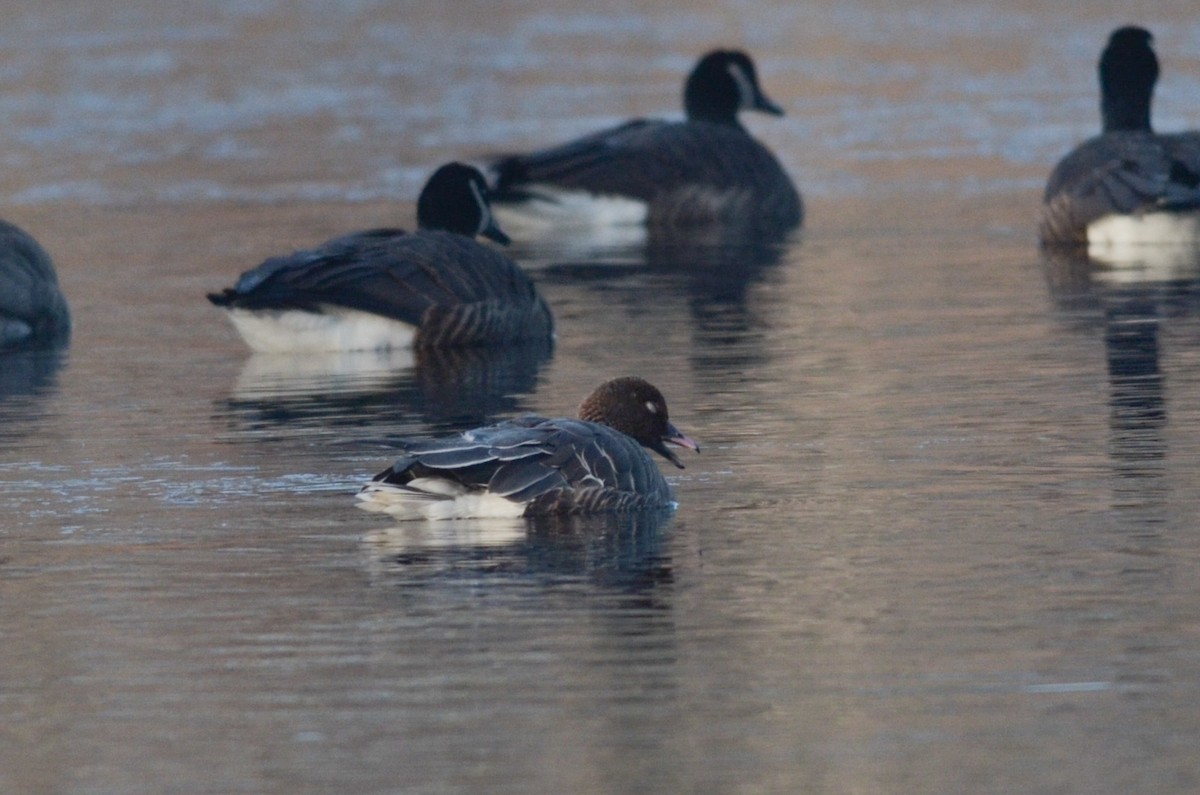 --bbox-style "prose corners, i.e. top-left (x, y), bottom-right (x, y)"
top-left (367, 416), bottom-right (676, 516)
top-left (1040, 131), bottom-right (1200, 243)
top-left (1039, 28), bottom-right (1200, 245)
top-left (208, 229), bottom-right (553, 346)
top-left (493, 120), bottom-right (802, 232)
